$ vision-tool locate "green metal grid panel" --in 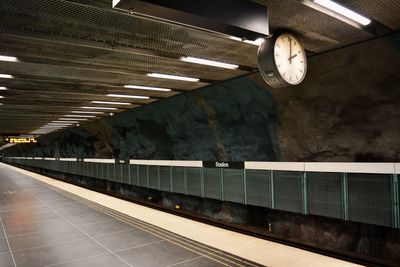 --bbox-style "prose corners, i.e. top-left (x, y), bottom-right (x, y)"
top-left (397, 175), bottom-right (400, 228)
top-left (203, 168), bottom-right (221, 200)
top-left (159, 166), bottom-right (171, 191)
top-left (115, 163), bottom-right (123, 183)
top-left (148, 166), bottom-right (159, 189)
top-left (273, 170), bottom-right (303, 213)
top-left (121, 164), bottom-right (130, 184)
top-left (107, 163), bottom-right (113, 181)
top-left (138, 165), bottom-right (148, 187)
top-left (245, 169), bottom-right (271, 207)
top-left (129, 165), bottom-right (138, 185)
top-left (103, 163), bottom-right (111, 181)
top-left (71, 161), bottom-right (77, 174)
top-left (91, 162), bottom-right (98, 179)
top-left (172, 167), bottom-right (185, 194)
top-left (306, 172), bottom-right (342, 219)
top-left (186, 167), bottom-right (201, 197)
top-left (83, 162), bottom-right (88, 176)
top-left (348, 173), bottom-right (393, 227)
top-left (223, 169), bottom-right (244, 203)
